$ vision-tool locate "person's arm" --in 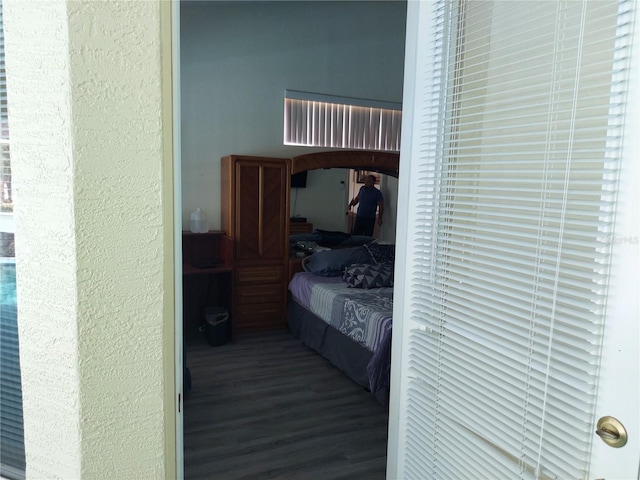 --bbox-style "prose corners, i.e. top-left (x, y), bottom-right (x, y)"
top-left (347, 194), bottom-right (360, 214)
top-left (377, 199), bottom-right (384, 226)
